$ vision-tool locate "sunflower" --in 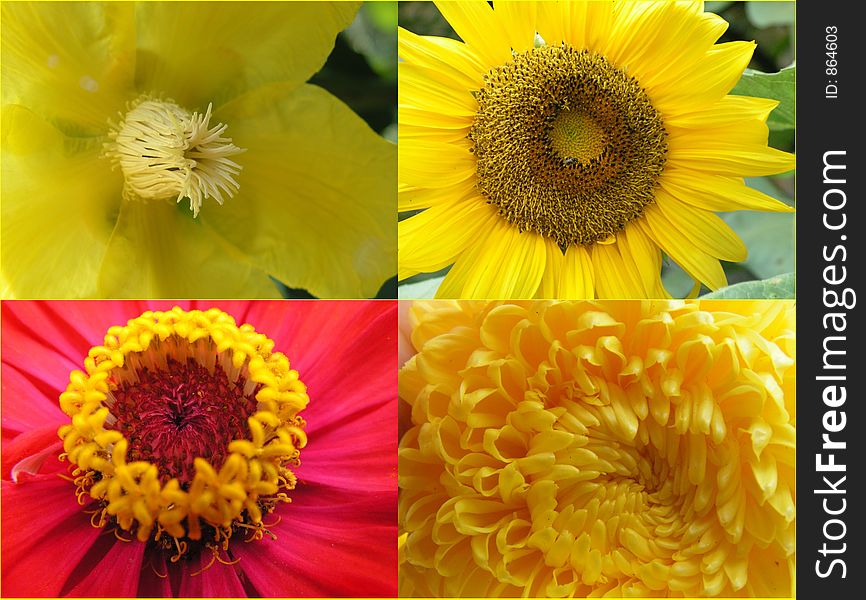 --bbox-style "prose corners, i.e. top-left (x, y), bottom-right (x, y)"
top-left (1, 1), bottom-right (395, 299)
top-left (1, 301), bottom-right (397, 596)
top-left (398, 299), bottom-right (795, 597)
top-left (398, 0), bottom-right (795, 299)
